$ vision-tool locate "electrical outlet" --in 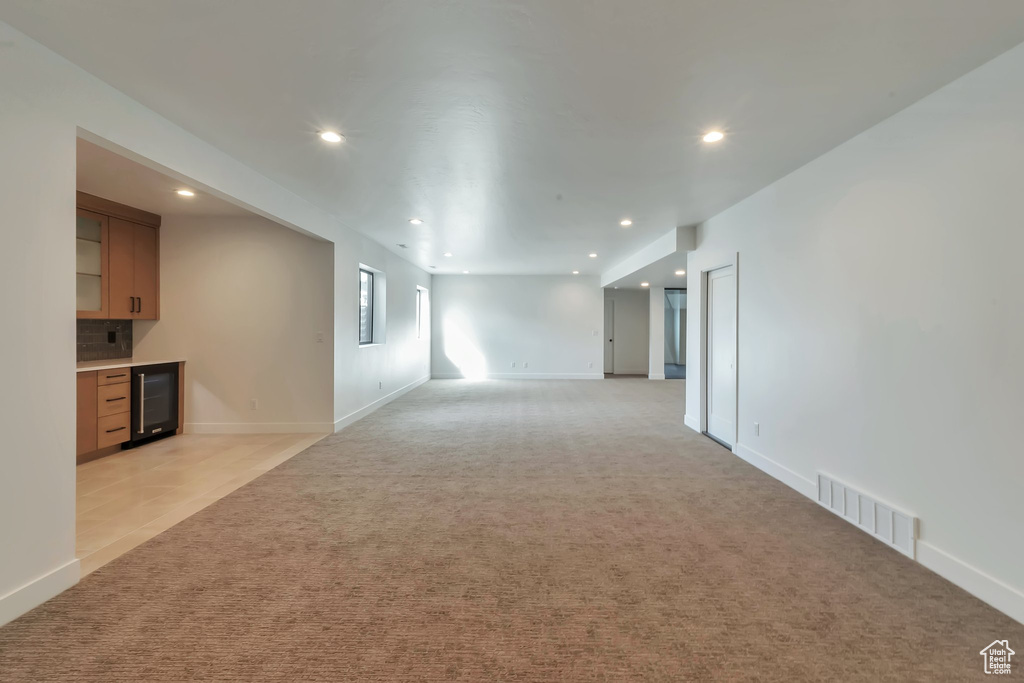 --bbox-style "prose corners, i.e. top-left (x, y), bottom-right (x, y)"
top-left (754, 422), bottom-right (760, 436)
top-left (378, 381), bottom-right (383, 390)
top-left (511, 361), bottom-right (516, 368)
top-left (250, 398), bottom-right (258, 410)
top-left (588, 362), bottom-right (593, 368)
top-left (523, 362), bottom-right (528, 369)
top-left (316, 331), bottom-right (325, 343)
